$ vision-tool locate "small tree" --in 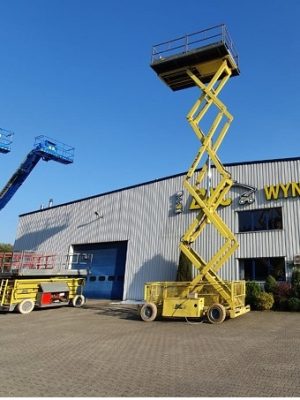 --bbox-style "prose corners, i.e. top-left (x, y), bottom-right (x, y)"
top-left (291, 267), bottom-right (300, 298)
top-left (176, 251), bottom-right (193, 281)
top-left (264, 275), bottom-right (278, 294)
top-left (274, 282), bottom-right (292, 311)
top-left (246, 281), bottom-right (262, 309)
top-left (0, 243), bottom-right (13, 253)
